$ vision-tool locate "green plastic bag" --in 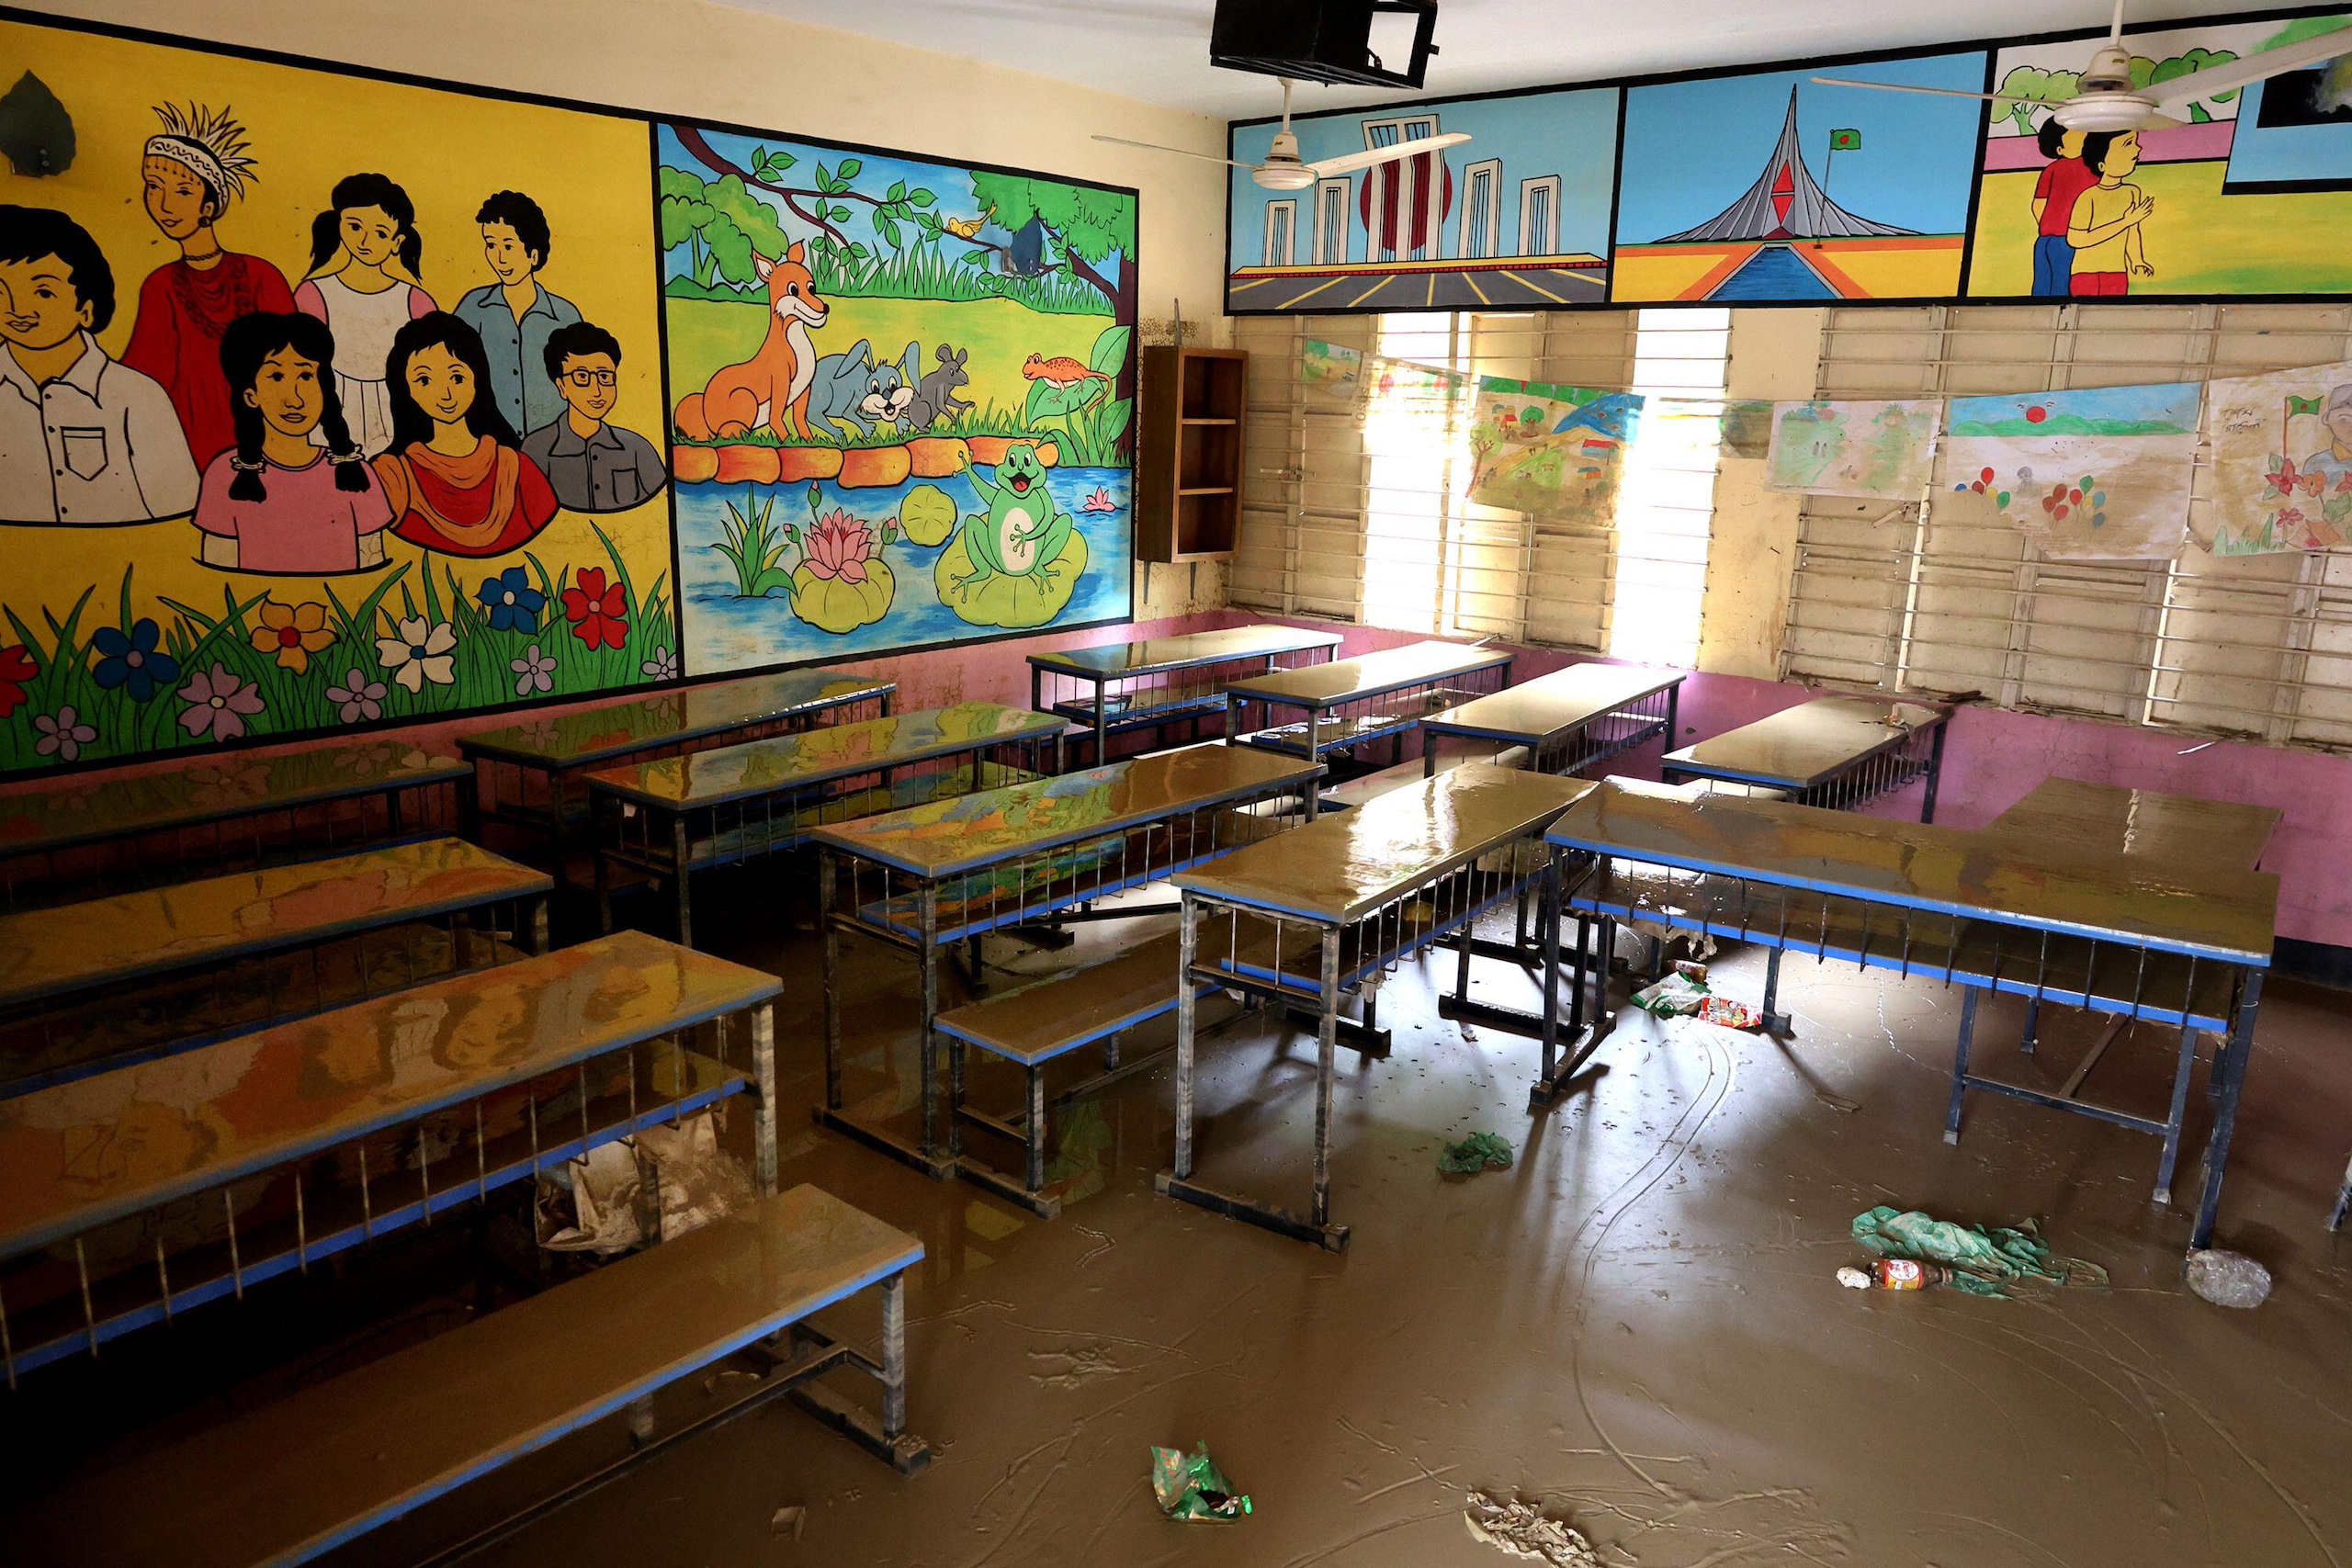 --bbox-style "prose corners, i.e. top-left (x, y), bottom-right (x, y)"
top-left (1851, 1206), bottom-right (2109, 1299)
top-left (1440, 1131), bottom-right (1514, 1174)
top-left (1150, 1442), bottom-right (1251, 1520)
